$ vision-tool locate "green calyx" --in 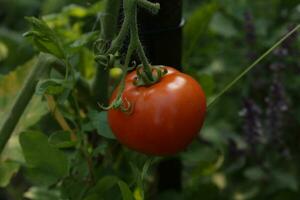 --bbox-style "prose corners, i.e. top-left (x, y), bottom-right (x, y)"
top-left (134, 66), bottom-right (168, 86)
